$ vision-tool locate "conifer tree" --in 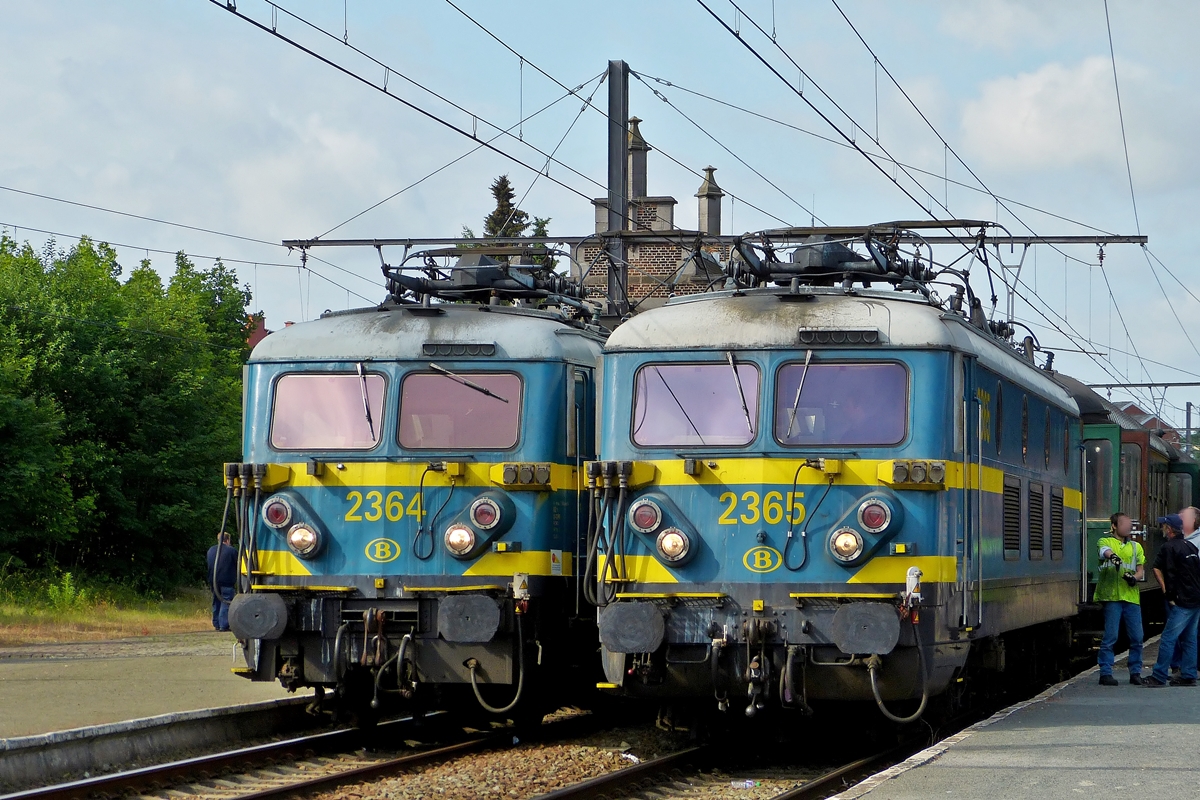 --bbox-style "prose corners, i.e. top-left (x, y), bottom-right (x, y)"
top-left (482, 175), bottom-right (529, 238)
